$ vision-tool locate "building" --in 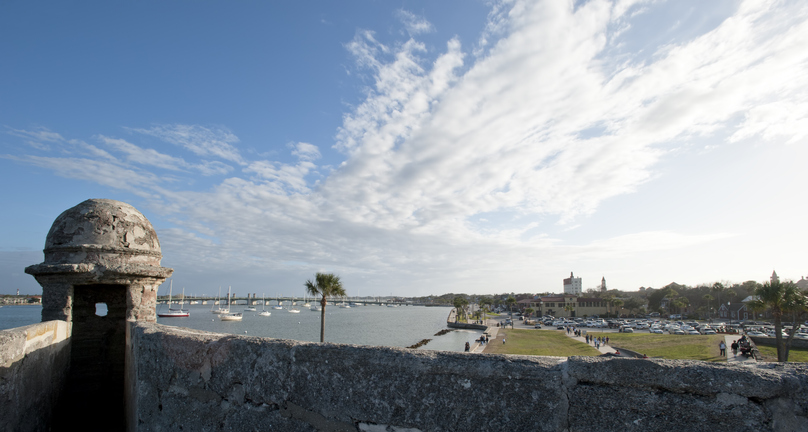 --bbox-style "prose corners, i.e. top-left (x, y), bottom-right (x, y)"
top-left (718, 302), bottom-right (753, 322)
top-left (524, 295), bottom-right (610, 318)
top-left (563, 272), bottom-right (582, 295)
top-left (600, 276), bottom-right (607, 292)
